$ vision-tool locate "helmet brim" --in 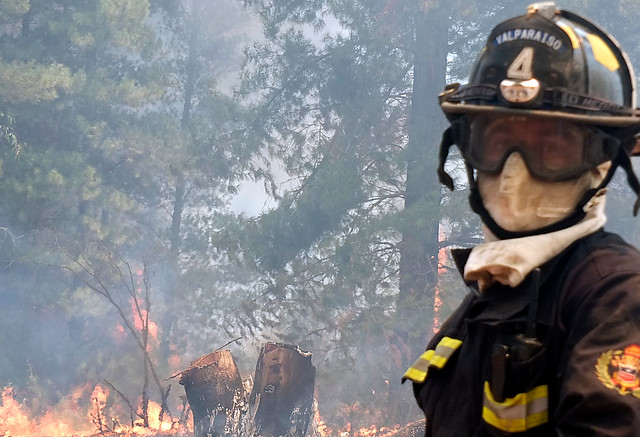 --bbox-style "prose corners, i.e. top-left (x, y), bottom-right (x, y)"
top-left (441, 101), bottom-right (640, 128)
